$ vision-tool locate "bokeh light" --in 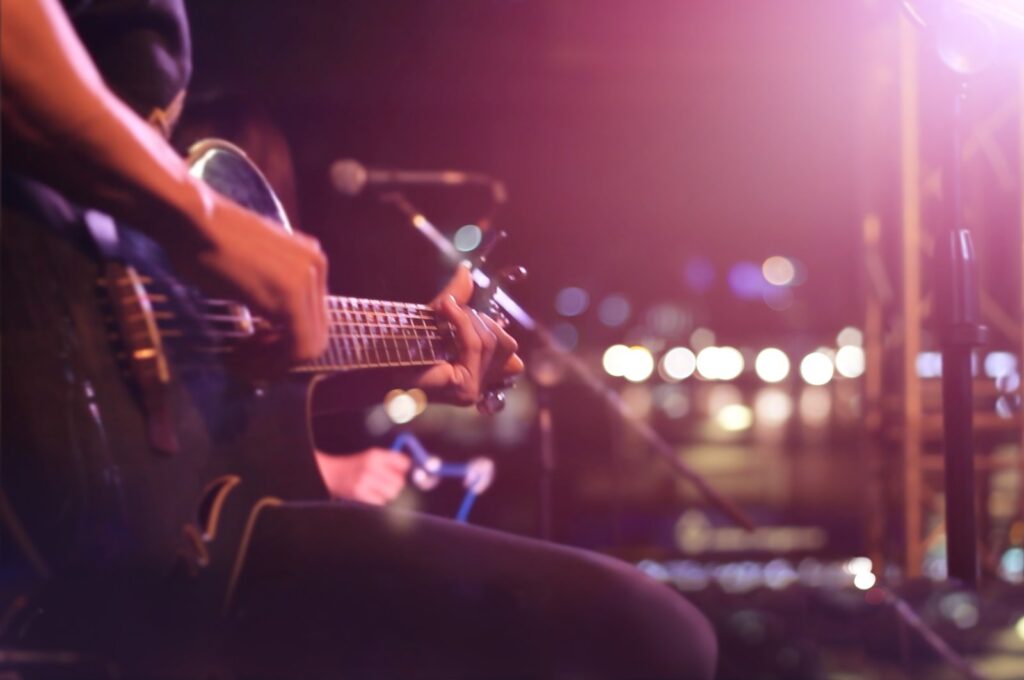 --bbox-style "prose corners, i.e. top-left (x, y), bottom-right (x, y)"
top-left (453, 224), bottom-right (482, 252)
top-left (984, 351), bottom-right (1018, 379)
top-left (597, 294), bottom-right (631, 327)
top-left (916, 351), bottom-right (943, 378)
top-left (799, 351), bottom-right (834, 386)
top-left (696, 346), bottom-right (744, 381)
top-left (717, 404), bottom-right (753, 432)
top-left (754, 388), bottom-right (793, 427)
top-left (550, 322), bottom-right (579, 351)
top-left (836, 326), bottom-right (863, 347)
top-left (835, 345), bottom-right (865, 379)
top-left (755, 348), bottom-right (791, 383)
top-left (690, 327), bottom-right (716, 351)
top-left (762, 256), bottom-right (796, 286)
top-left (384, 389), bottom-right (419, 424)
top-left (799, 387), bottom-right (832, 425)
top-left (660, 347), bottom-right (697, 381)
top-left (624, 346), bottom-right (656, 383)
top-left (555, 286), bottom-right (590, 317)
top-left (602, 344), bottom-right (631, 377)
top-left (728, 261), bottom-right (768, 300)
top-left (853, 572), bottom-right (876, 590)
